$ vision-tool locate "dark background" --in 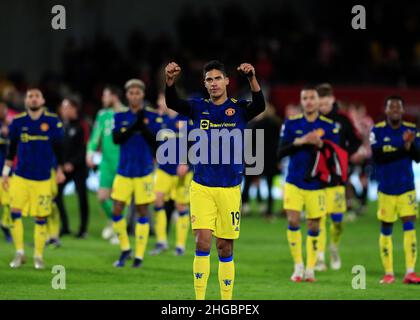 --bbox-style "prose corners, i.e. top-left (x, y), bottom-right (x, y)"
top-left (0, 0), bottom-right (419, 119)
